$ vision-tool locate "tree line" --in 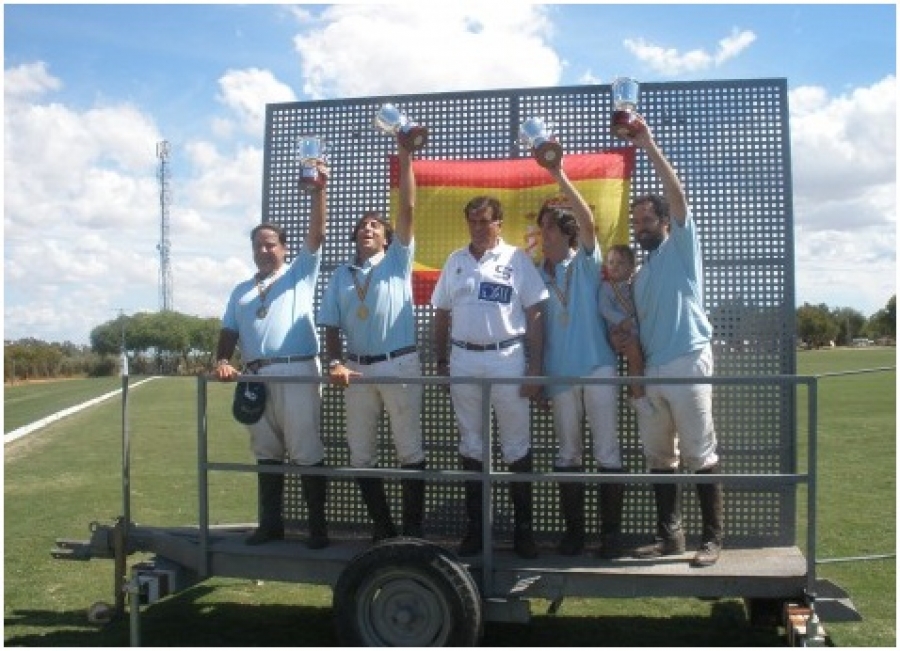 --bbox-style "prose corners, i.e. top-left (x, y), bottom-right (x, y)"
top-left (796, 295), bottom-right (895, 349)
top-left (3, 296), bottom-right (896, 382)
top-left (5, 311), bottom-right (219, 382)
